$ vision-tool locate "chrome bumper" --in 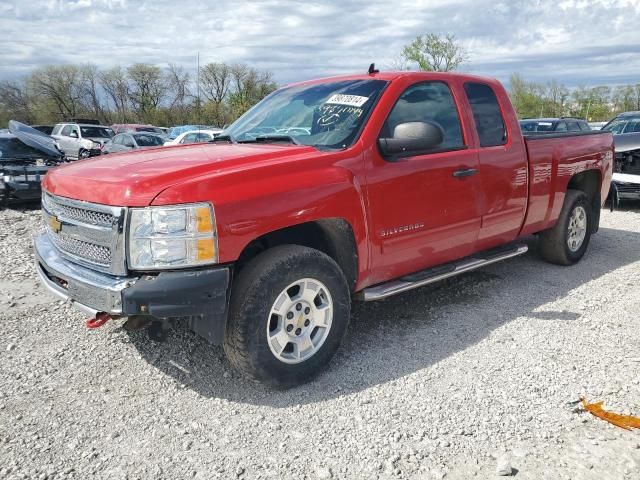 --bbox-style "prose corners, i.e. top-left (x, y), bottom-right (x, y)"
top-left (34, 232), bottom-right (137, 316)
